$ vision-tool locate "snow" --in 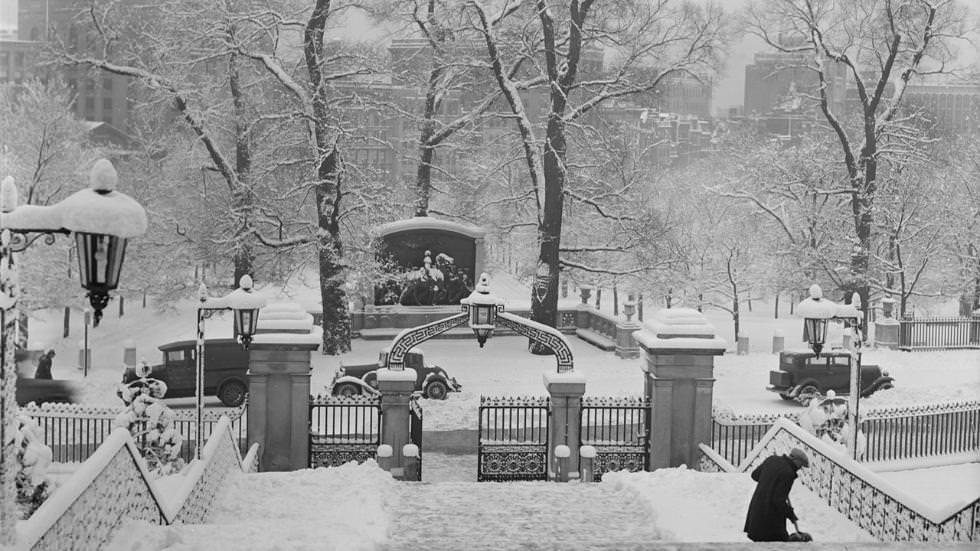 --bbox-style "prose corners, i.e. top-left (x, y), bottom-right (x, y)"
top-left (1, 160), bottom-right (148, 237)
top-left (604, 466), bottom-right (876, 542)
top-left (104, 461), bottom-right (397, 551)
top-left (377, 367), bottom-right (417, 382)
top-left (374, 216), bottom-right (486, 239)
top-left (542, 370), bottom-right (586, 385)
top-left (877, 463), bottom-right (980, 514)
